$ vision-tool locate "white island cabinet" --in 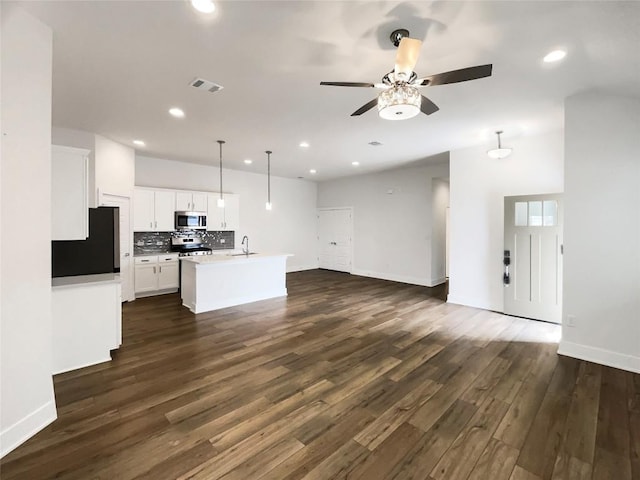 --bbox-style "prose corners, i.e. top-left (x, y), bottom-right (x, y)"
top-left (180, 254), bottom-right (291, 314)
